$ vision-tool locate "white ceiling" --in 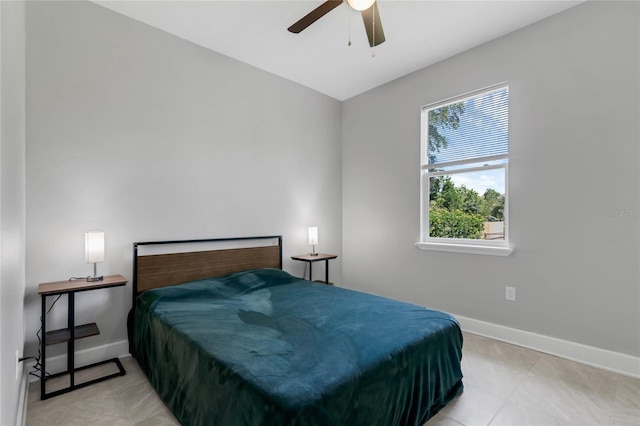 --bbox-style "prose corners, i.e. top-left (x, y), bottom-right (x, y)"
top-left (93, 0), bottom-right (583, 101)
